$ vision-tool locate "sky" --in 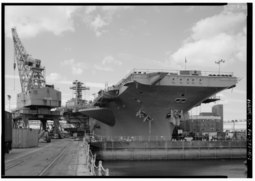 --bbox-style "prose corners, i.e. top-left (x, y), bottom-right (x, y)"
top-left (3, 4), bottom-right (247, 130)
